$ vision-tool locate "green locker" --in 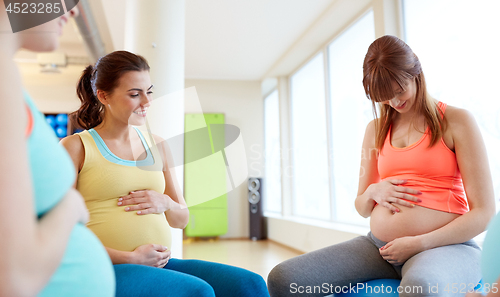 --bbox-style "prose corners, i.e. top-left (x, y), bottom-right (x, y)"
top-left (184, 113), bottom-right (228, 237)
